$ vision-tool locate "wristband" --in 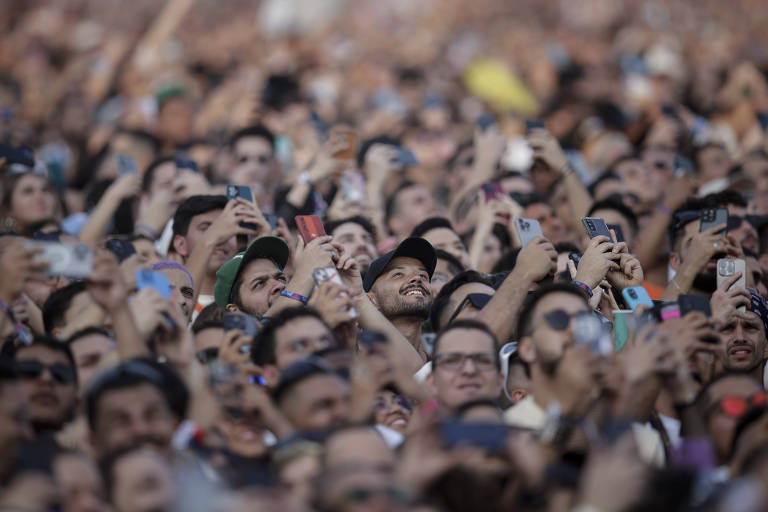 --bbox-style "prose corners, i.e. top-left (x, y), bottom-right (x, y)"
top-left (571, 281), bottom-right (594, 297)
top-left (281, 290), bottom-right (309, 304)
top-left (656, 203), bottom-right (673, 217)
